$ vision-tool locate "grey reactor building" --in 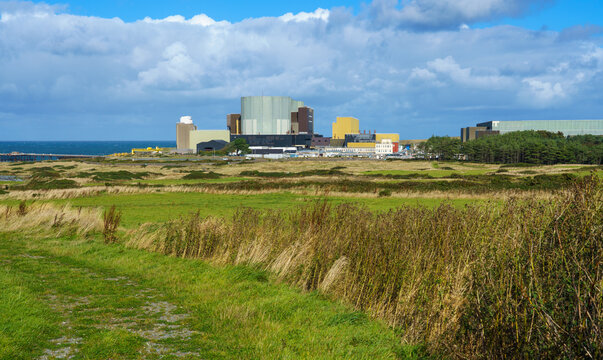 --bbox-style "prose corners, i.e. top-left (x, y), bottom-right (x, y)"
top-left (227, 96), bottom-right (315, 148)
top-left (461, 119), bottom-right (603, 142)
